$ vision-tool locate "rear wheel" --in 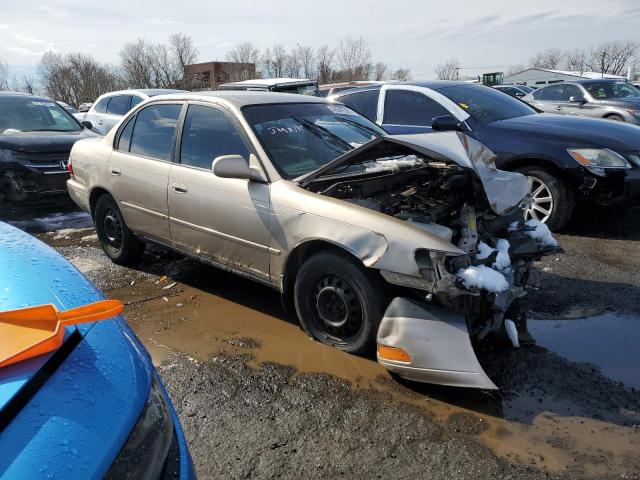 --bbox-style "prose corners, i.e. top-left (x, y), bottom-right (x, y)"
top-left (94, 194), bottom-right (145, 265)
top-left (294, 251), bottom-right (387, 355)
top-left (514, 166), bottom-right (575, 231)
